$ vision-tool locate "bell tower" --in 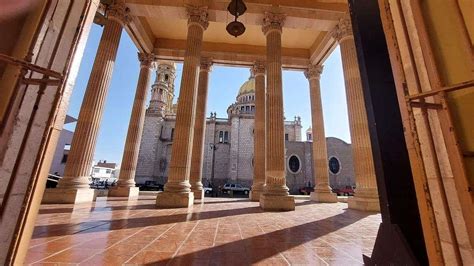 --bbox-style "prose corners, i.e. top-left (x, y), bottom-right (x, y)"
top-left (147, 61), bottom-right (176, 116)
